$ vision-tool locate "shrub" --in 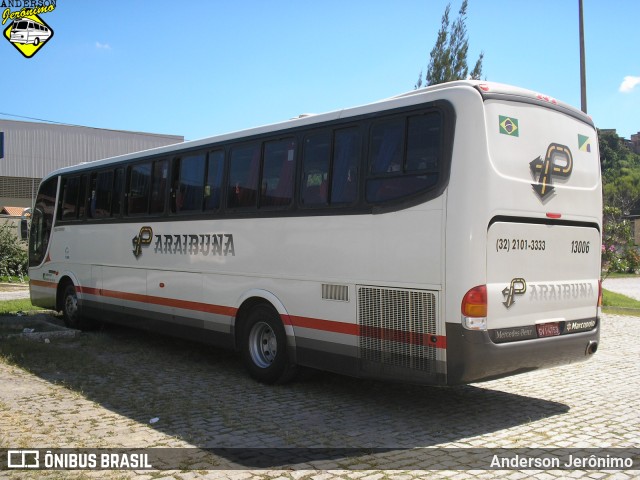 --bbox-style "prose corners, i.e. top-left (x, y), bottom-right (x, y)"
top-left (0, 221), bottom-right (28, 282)
top-left (602, 206), bottom-right (640, 276)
